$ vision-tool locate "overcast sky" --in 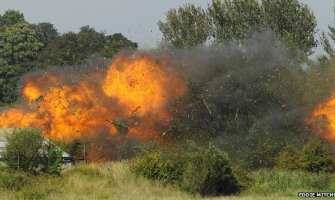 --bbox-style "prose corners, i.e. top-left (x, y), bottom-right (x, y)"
top-left (0, 0), bottom-right (333, 54)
